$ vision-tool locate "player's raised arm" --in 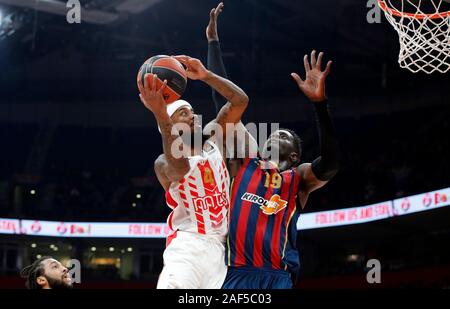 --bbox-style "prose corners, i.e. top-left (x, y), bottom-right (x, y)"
top-left (291, 51), bottom-right (340, 205)
top-left (206, 2), bottom-right (228, 114)
top-left (138, 73), bottom-right (189, 189)
top-left (173, 55), bottom-right (249, 137)
top-left (204, 3), bottom-right (257, 160)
